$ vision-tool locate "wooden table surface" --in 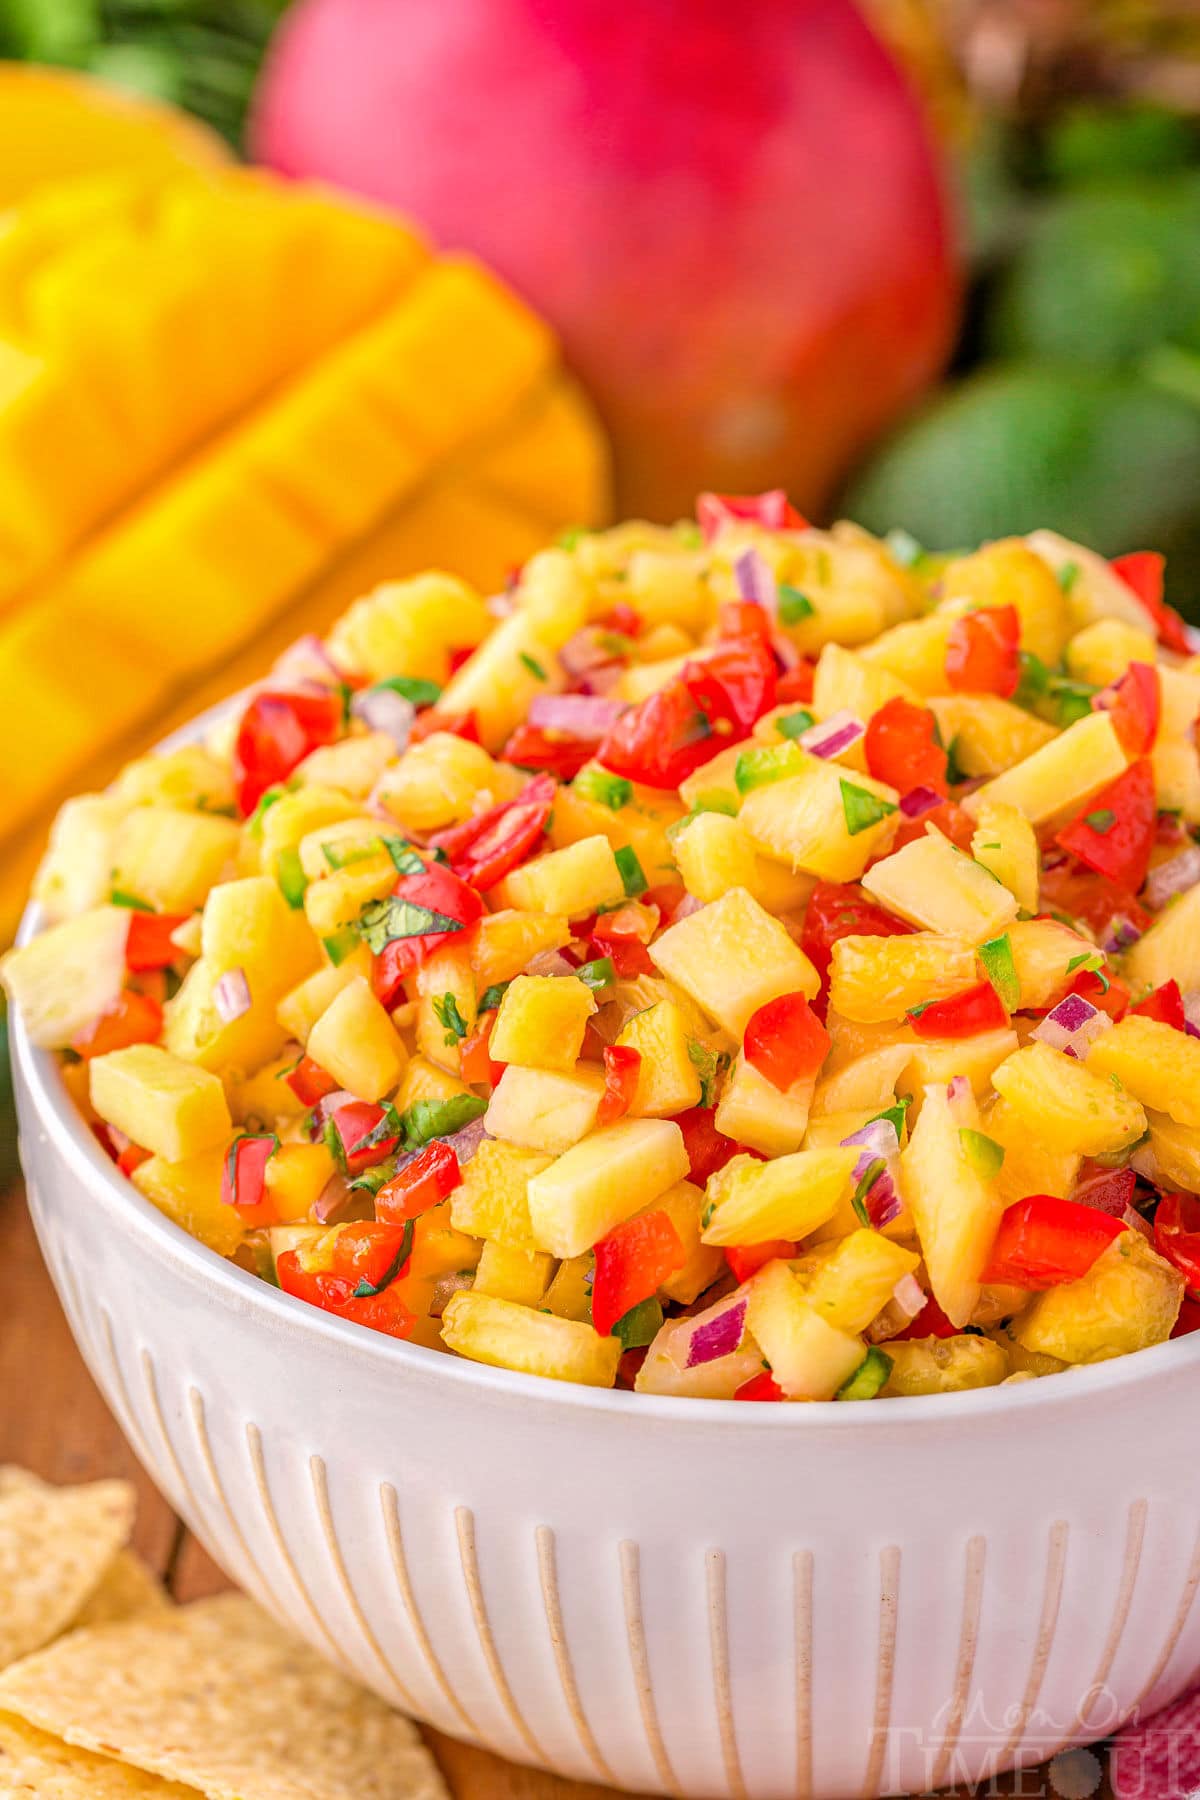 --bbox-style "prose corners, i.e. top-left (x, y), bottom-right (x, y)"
top-left (0, 1175), bottom-right (1110, 1800)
